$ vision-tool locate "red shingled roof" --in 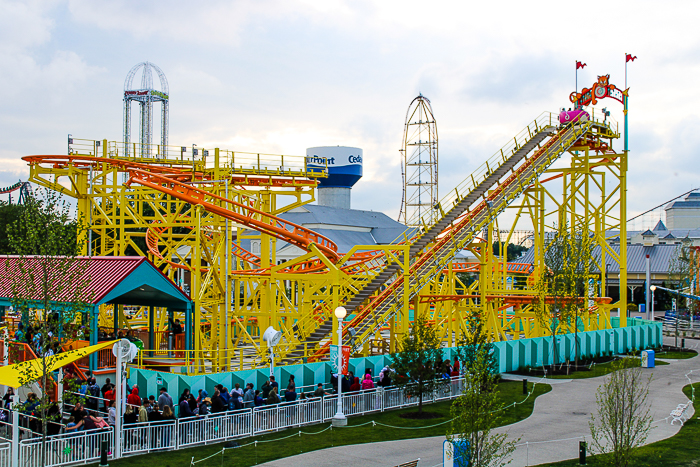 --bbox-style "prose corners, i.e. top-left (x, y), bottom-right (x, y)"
top-left (0, 256), bottom-right (148, 305)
